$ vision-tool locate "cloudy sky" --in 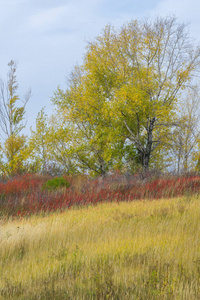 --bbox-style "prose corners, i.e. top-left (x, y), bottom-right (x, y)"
top-left (0, 0), bottom-right (199, 132)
